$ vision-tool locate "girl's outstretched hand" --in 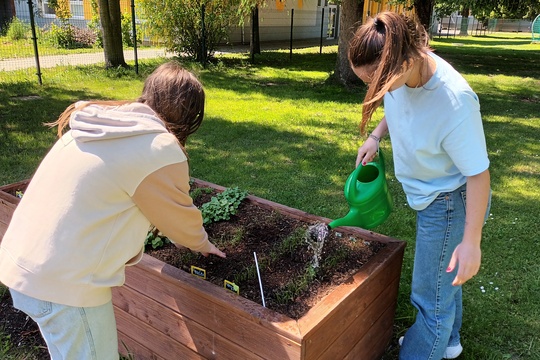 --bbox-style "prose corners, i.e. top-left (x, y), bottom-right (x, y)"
top-left (174, 242), bottom-right (226, 258)
top-left (356, 137), bottom-right (379, 167)
top-left (201, 242), bottom-right (226, 258)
